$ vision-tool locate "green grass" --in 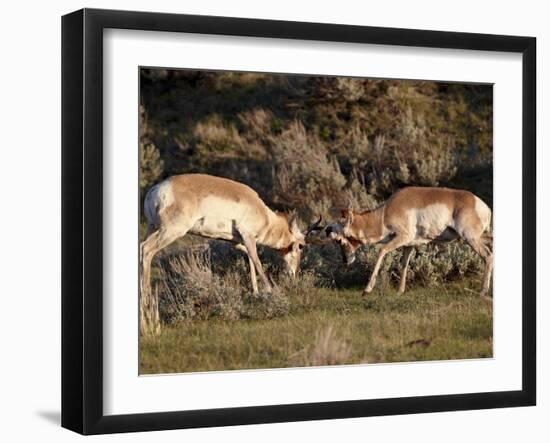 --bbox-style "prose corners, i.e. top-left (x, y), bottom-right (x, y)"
top-left (139, 280), bottom-right (492, 374)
